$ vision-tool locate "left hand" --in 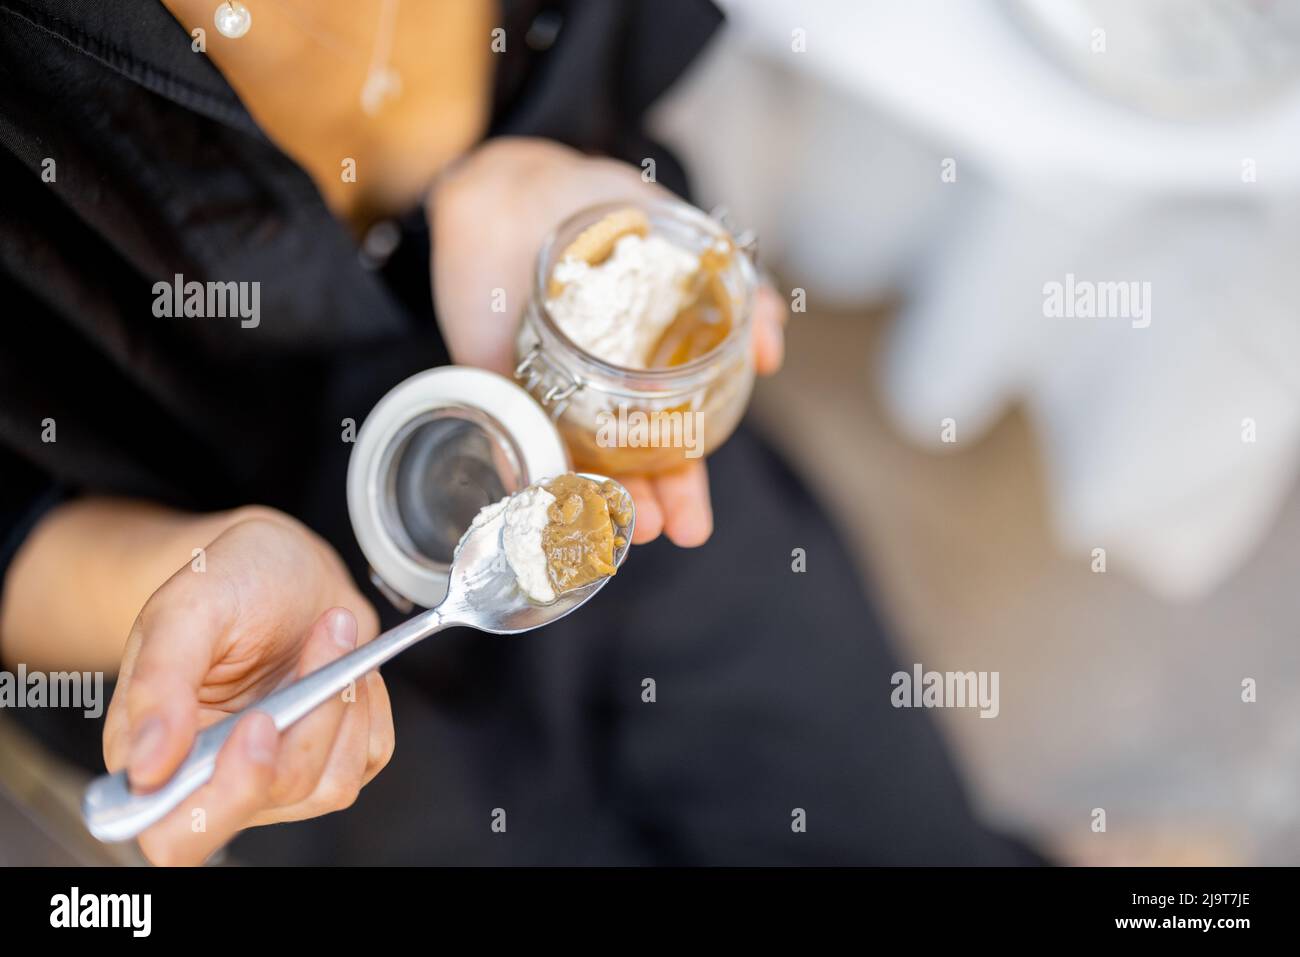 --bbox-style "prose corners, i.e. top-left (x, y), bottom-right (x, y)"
top-left (429, 136), bottom-right (787, 546)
